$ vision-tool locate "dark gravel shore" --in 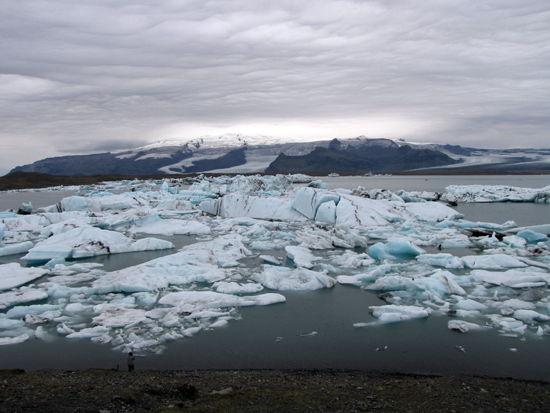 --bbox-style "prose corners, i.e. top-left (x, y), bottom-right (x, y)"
top-left (1, 368), bottom-right (549, 412)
